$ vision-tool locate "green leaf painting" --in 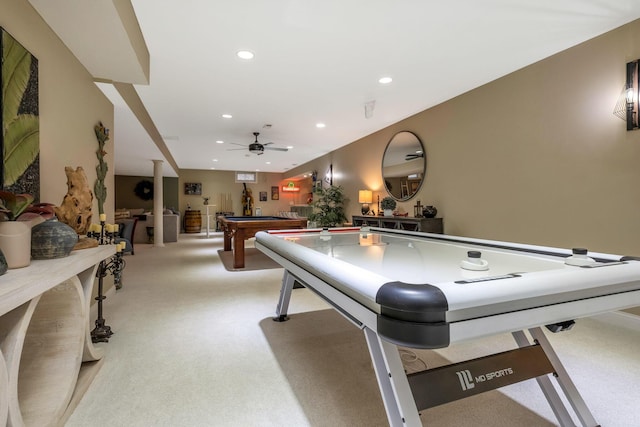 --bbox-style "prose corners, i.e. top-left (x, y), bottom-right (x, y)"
top-left (1, 27), bottom-right (39, 190)
top-left (3, 115), bottom-right (38, 185)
